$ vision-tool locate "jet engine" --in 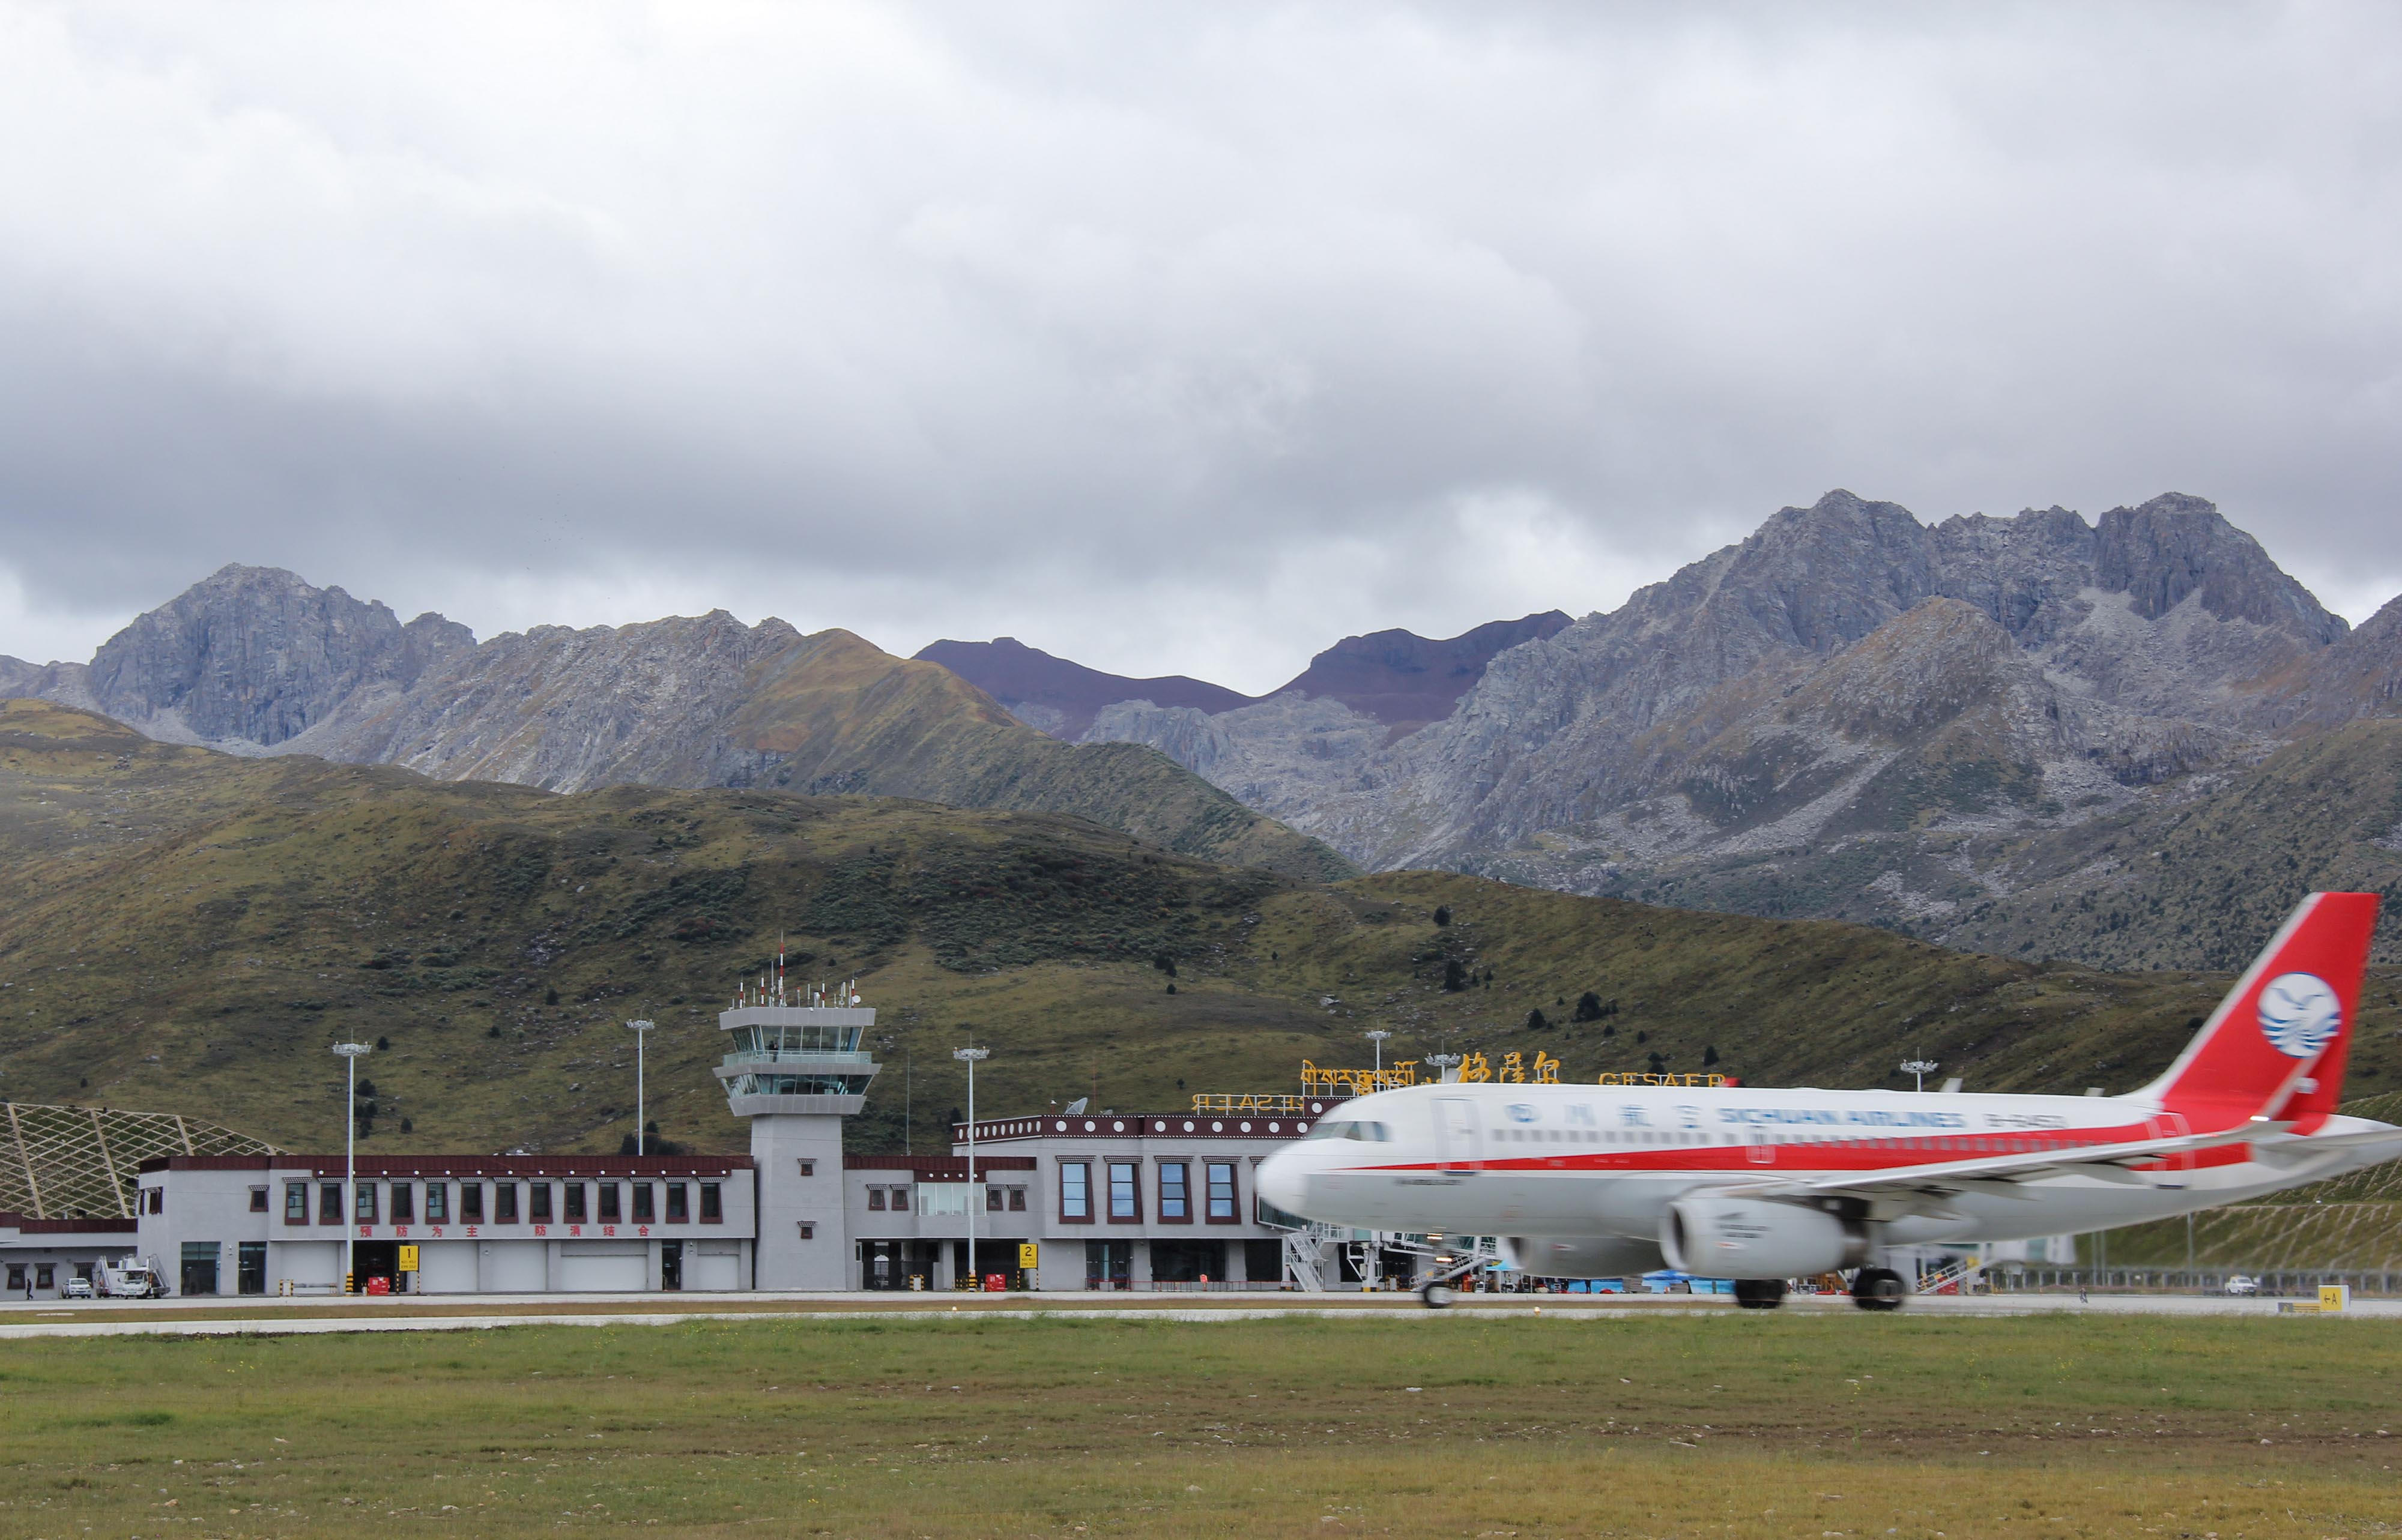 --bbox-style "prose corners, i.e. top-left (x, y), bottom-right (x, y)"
top-left (1660, 1195), bottom-right (1869, 1279)
top-left (1501, 1236), bottom-right (1665, 1279)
